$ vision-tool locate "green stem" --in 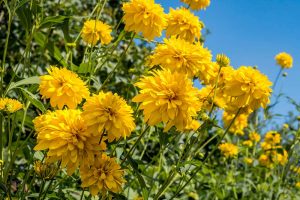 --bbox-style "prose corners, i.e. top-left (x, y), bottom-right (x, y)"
top-left (272, 68), bottom-right (283, 91)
